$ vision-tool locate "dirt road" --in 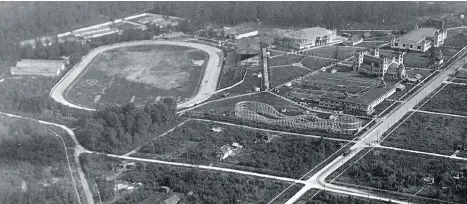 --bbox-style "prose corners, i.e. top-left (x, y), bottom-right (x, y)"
top-left (50, 40), bottom-right (223, 111)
